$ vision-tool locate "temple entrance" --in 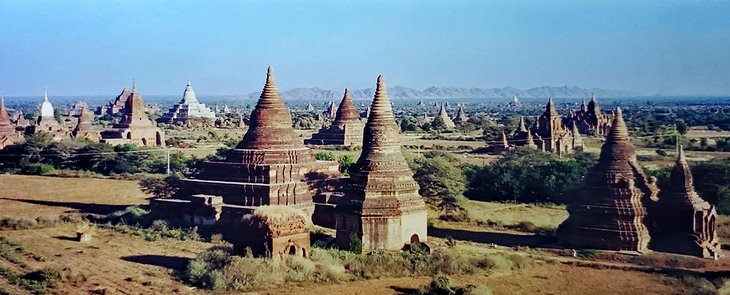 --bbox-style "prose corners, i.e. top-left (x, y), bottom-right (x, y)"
top-left (410, 234), bottom-right (420, 243)
top-left (126, 132), bottom-right (132, 140)
top-left (142, 138), bottom-right (148, 146)
top-left (156, 132), bottom-right (162, 145)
